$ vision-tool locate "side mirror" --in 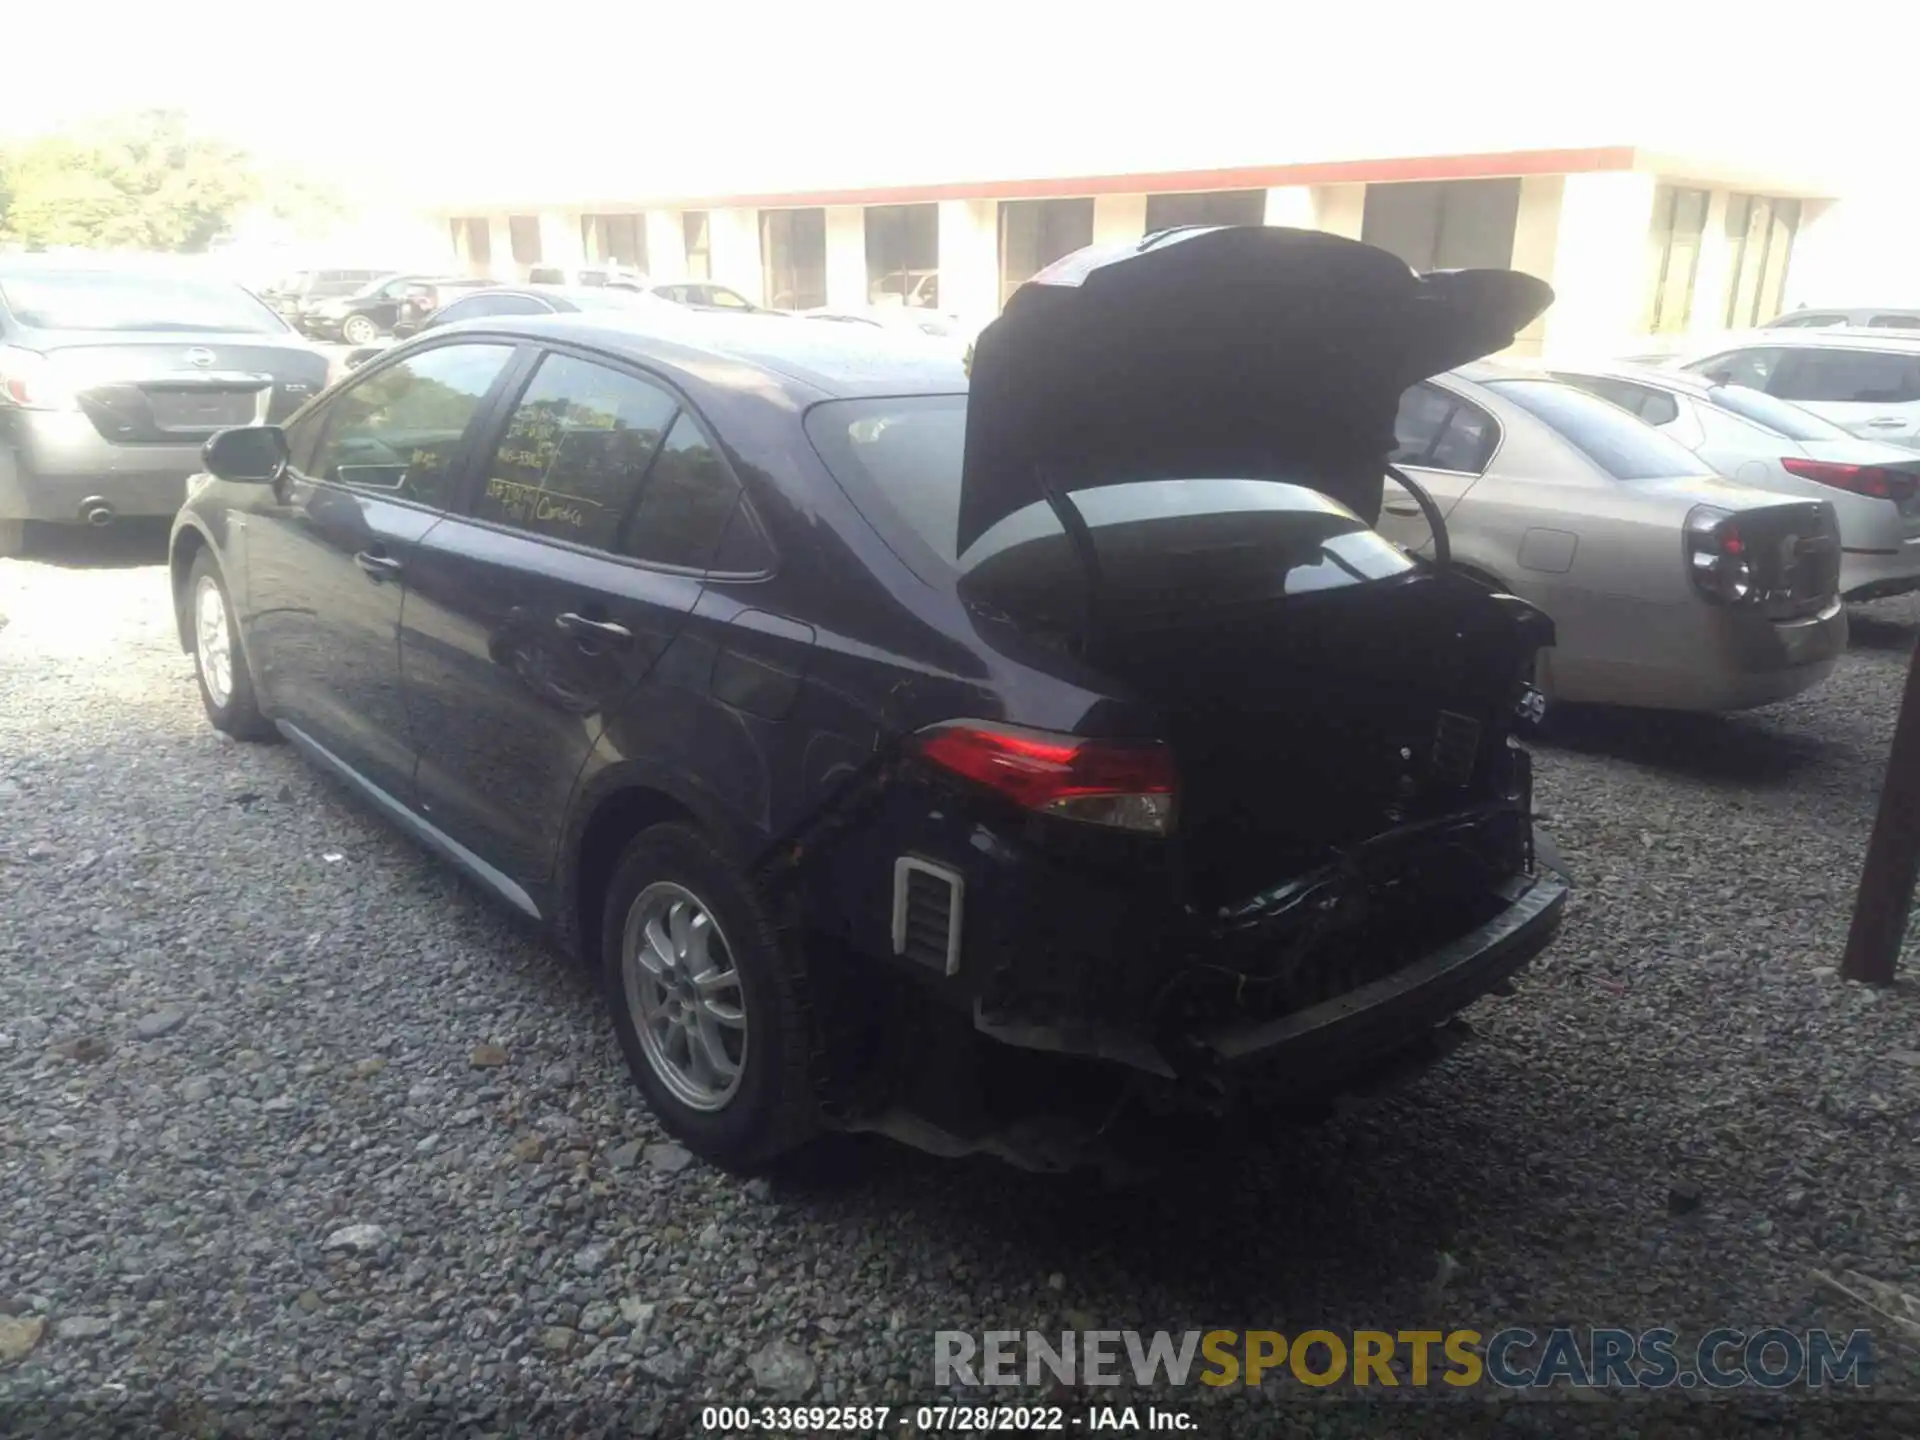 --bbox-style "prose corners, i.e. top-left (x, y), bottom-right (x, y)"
top-left (202, 425), bottom-right (290, 484)
top-left (343, 346), bottom-right (383, 370)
